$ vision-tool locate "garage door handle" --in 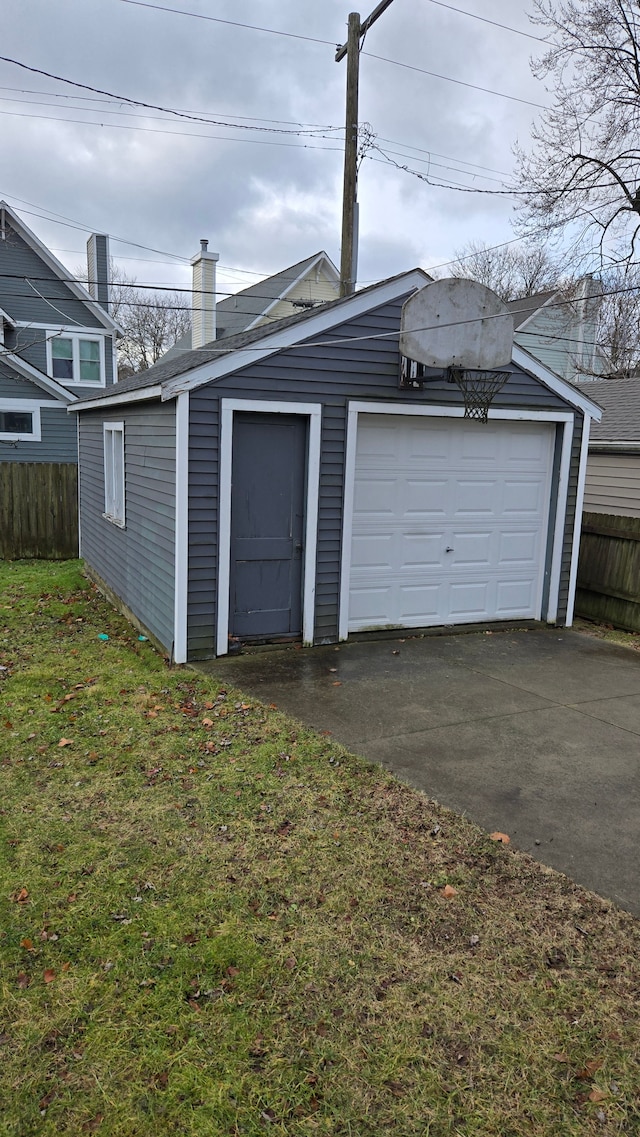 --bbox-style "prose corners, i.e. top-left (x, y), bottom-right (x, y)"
top-left (445, 546), bottom-right (454, 552)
